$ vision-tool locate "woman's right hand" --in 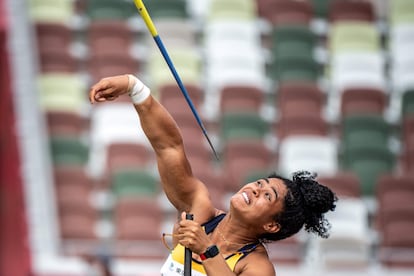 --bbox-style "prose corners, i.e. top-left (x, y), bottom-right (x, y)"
top-left (89, 75), bottom-right (131, 104)
top-left (177, 212), bottom-right (213, 255)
